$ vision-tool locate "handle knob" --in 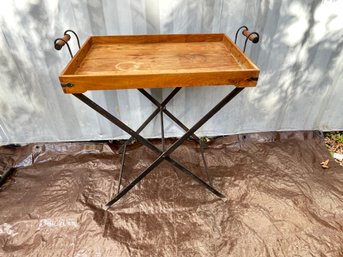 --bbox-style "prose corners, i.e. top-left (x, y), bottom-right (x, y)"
top-left (242, 30), bottom-right (259, 43)
top-left (54, 34), bottom-right (71, 50)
